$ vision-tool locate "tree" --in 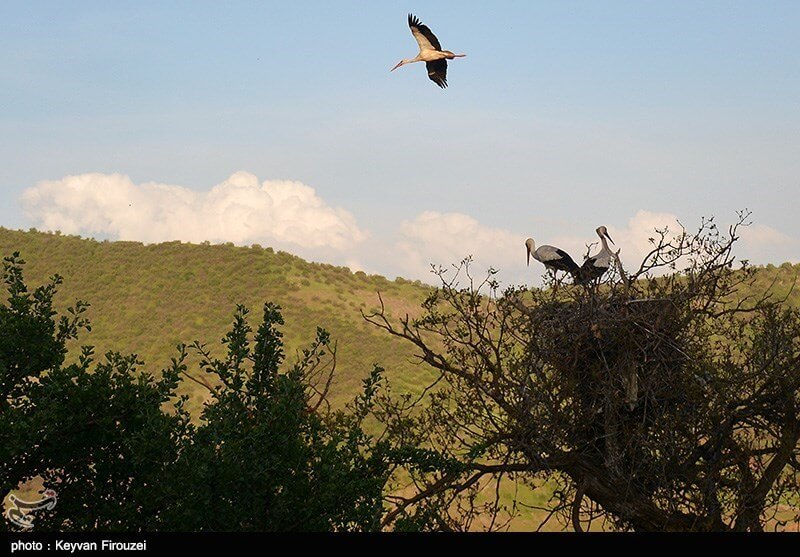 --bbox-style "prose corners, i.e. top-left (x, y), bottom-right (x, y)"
top-left (367, 213), bottom-right (800, 531)
top-left (160, 304), bottom-right (389, 531)
top-left (1, 253), bottom-right (389, 531)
